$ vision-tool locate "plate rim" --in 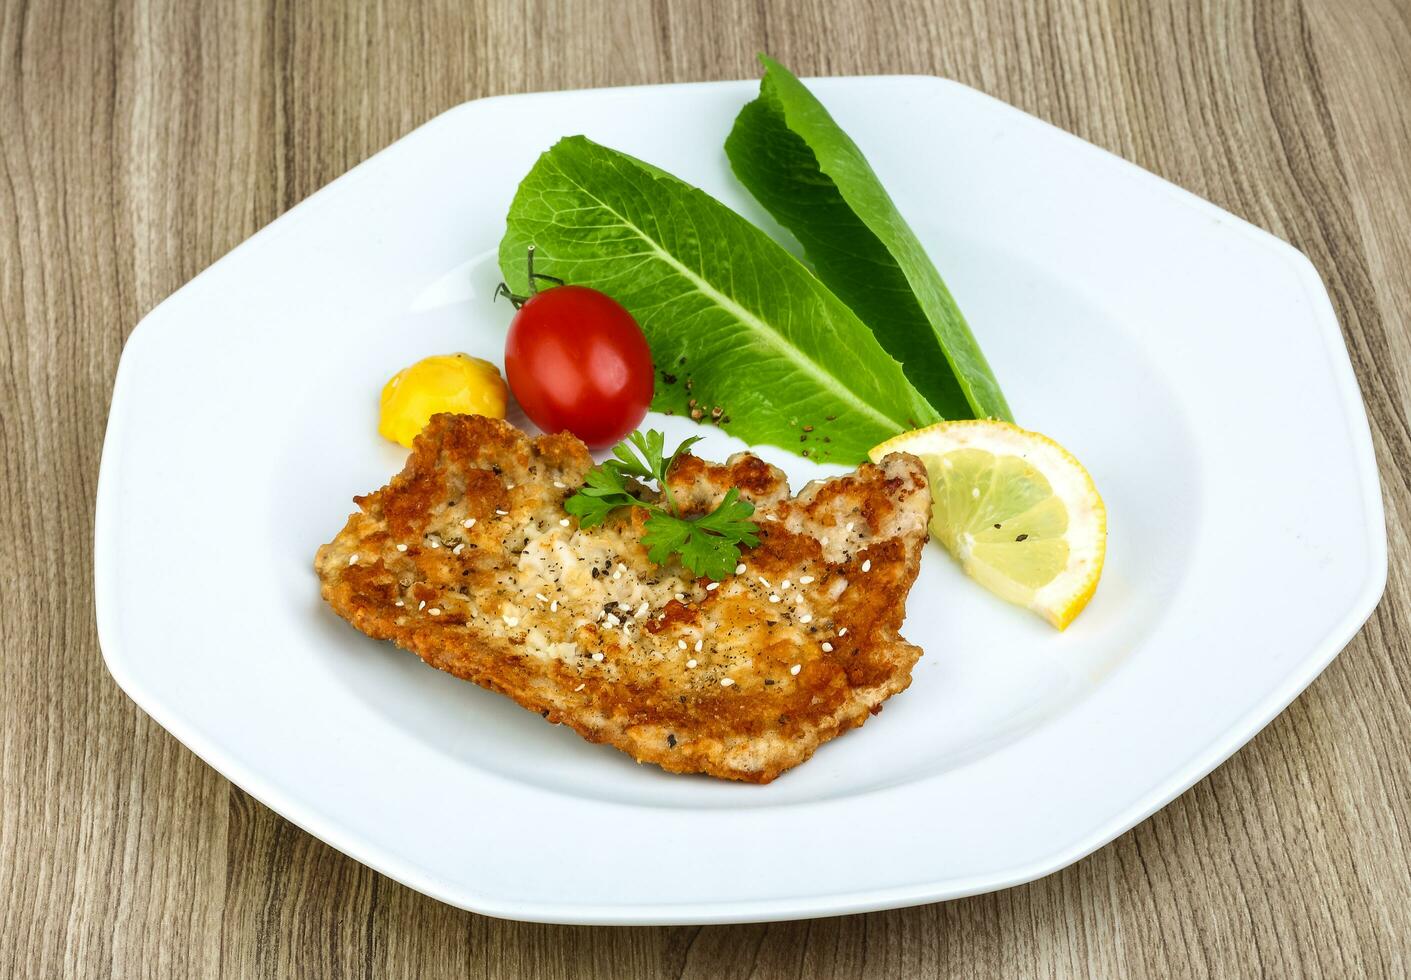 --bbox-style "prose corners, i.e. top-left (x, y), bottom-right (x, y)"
top-left (93, 75), bottom-right (1388, 925)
